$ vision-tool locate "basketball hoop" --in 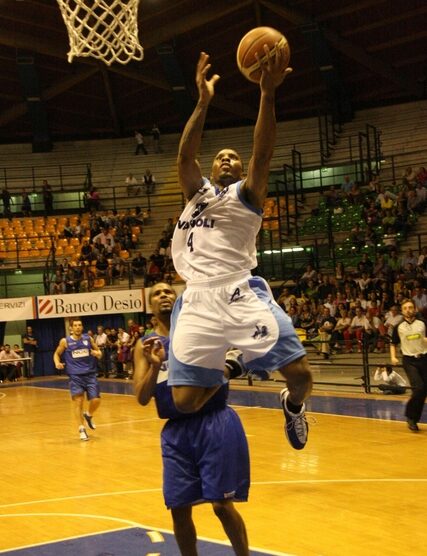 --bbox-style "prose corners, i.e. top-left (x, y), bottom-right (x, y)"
top-left (56, 0), bottom-right (144, 66)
